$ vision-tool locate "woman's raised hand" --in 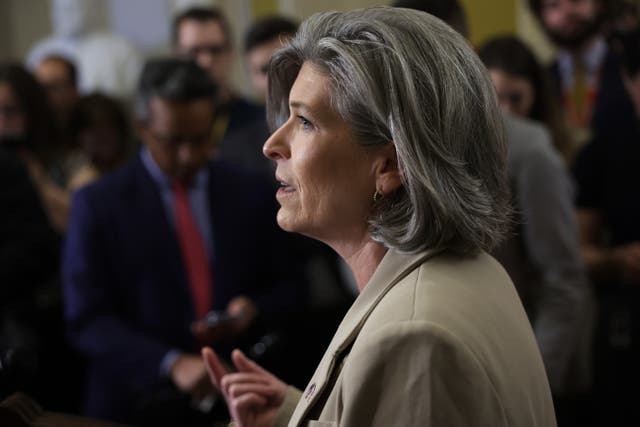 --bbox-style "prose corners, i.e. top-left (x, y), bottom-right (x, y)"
top-left (202, 347), bottom-right (287, 427)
